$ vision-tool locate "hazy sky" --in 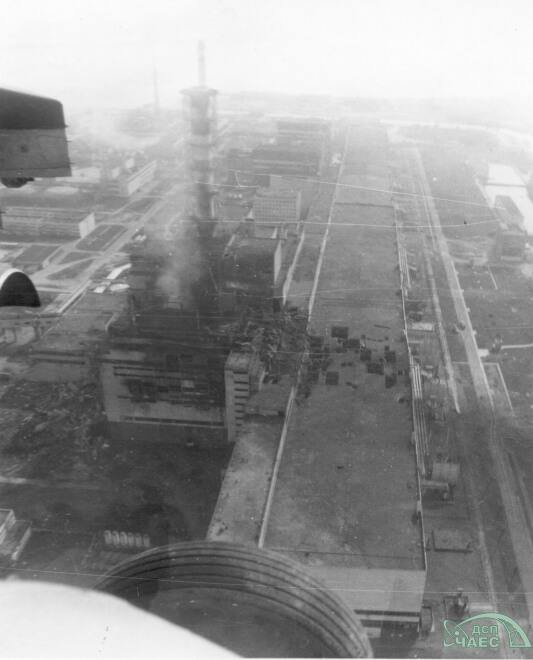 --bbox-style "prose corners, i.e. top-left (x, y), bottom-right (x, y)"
top-left (3, 0), bottom-right (533, 111)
